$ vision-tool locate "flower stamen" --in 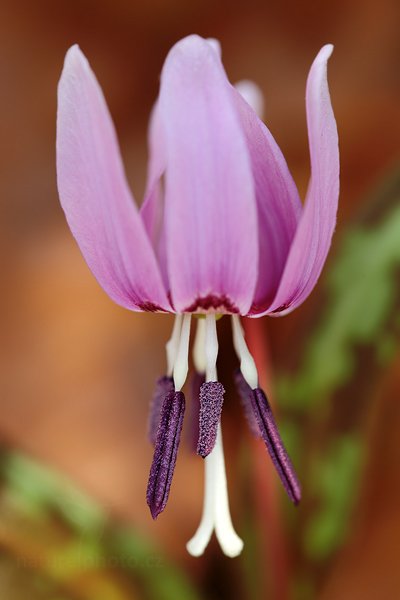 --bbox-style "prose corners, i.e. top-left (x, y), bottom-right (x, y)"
top-left (146, 314), bottom-right (191, 519)
top-left (193, 317), bottom-right (206, 373)
top-left (172, 314), bottom-right (191, 391)
top-left (147, 313), bottom-right (183, 444)
top-left (231, 315), bottom-right (258, 388)
top-left (231, 315), bottom-right (301, 505)
top-left (147, 375), bottom-right (174, 445)
top-left (166, 314), bottom-right (184, 377)
top-left (146, 389), bottom-right (185, 518)
top-left (187, 318), bottom-right (206, 451)
top-left (197, 381), bottom-right (225, 458)
top-left (251, 388), bottom-right (301, 504)
top-left (233, 369), bottom-right (260, 438)
top-left (187, 314), bottom-right (243, 557)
